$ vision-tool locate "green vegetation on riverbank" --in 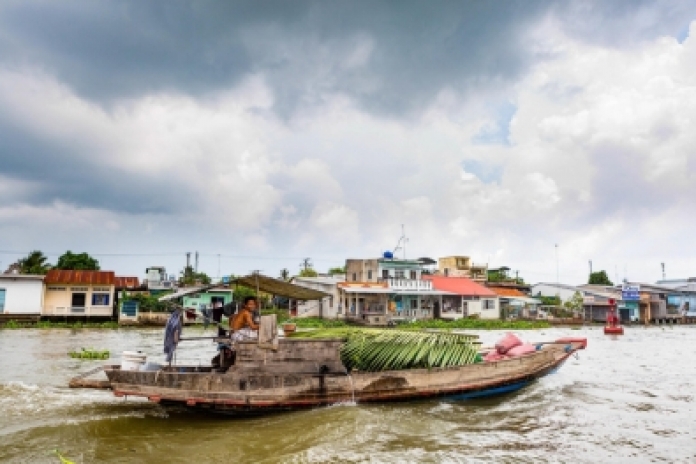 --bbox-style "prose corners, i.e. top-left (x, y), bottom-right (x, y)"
top-left (0, 320), bottom-right (119, 330)
top-left (396, 318), bottom-right (551, 330)
top-left (259, 310), bottom-right (349, 328)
